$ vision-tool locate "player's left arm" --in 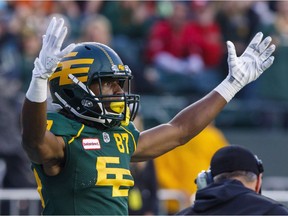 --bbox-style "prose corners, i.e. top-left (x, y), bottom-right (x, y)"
top-left (132, 91), bottom-right (225, 162)
top-left (132, 32), bottom-right (275, 162)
